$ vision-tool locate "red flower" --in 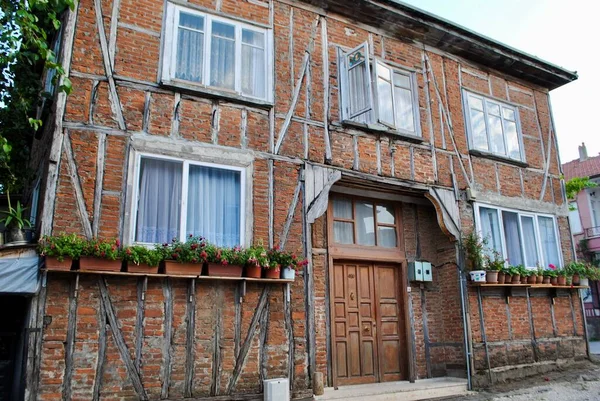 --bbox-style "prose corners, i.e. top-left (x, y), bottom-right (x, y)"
top-left (163, 243), bottom-right (169, 247)
top-left (100, 251), bottom-right (106, 258)
top-left (171, 253), bottom-right (179, 259)
top-left (126, 249), bottom-right (132, 255)
top-left (189, 233), bottom-right (193, 238)
top-left (191, 244), bottom-right (198, 250)
top-left (200, 251), bottom-right (207, 259)
top-left (192, 258), bottom-right (198, 263)
top-left (222, 259), bottom-right (229, 266)
top-left (274, 245), bottom-right (280, 251)
top-left (115, 239), bottom-right (120, 247)
top-left (549, 264), bottom-right (556, 270)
